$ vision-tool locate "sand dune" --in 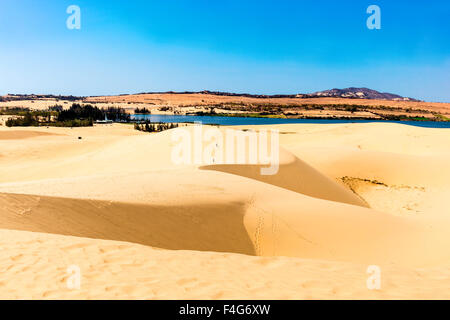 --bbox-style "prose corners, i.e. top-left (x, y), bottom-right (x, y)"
top-left (268, 123), bottom-right (450, 217)
top-left (2, 228), bottom-right (450, 300)
top-left (0, 193), bottom-right (254, 255)
top-left (0, 122), bottom-right (449, 299)
top-left (0, 130), bottom-right (61, 140)
top-left (2, 186), bottom-right (449, 267)
top-left (201, 155), bottom-right (367, 207)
